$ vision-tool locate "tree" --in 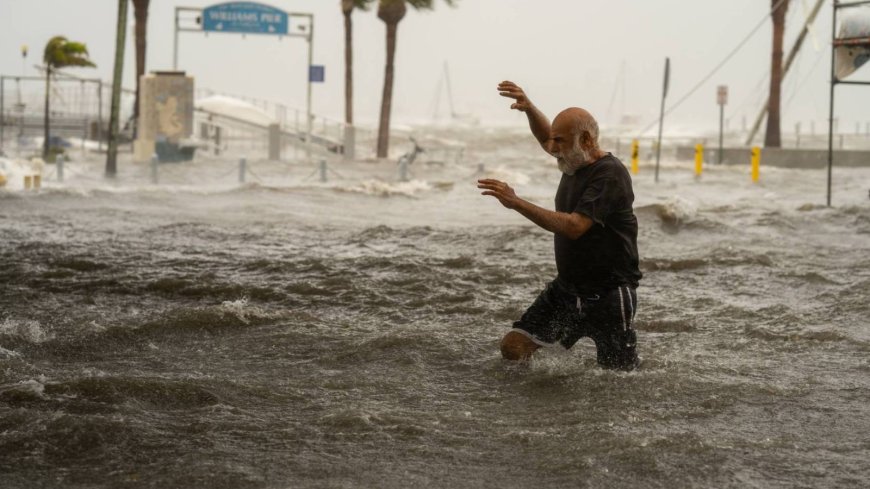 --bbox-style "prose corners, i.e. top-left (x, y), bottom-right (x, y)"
top-left (764, 0), bottom-right (789, 148)
top-left (42, 36), bottom-right (95, 159)
top-left (132, 0), bottom-right (150, 137)
top-left (343, 0), bottom-right (373, 126)
top-left (375, 0), bottom-right (455, 158)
